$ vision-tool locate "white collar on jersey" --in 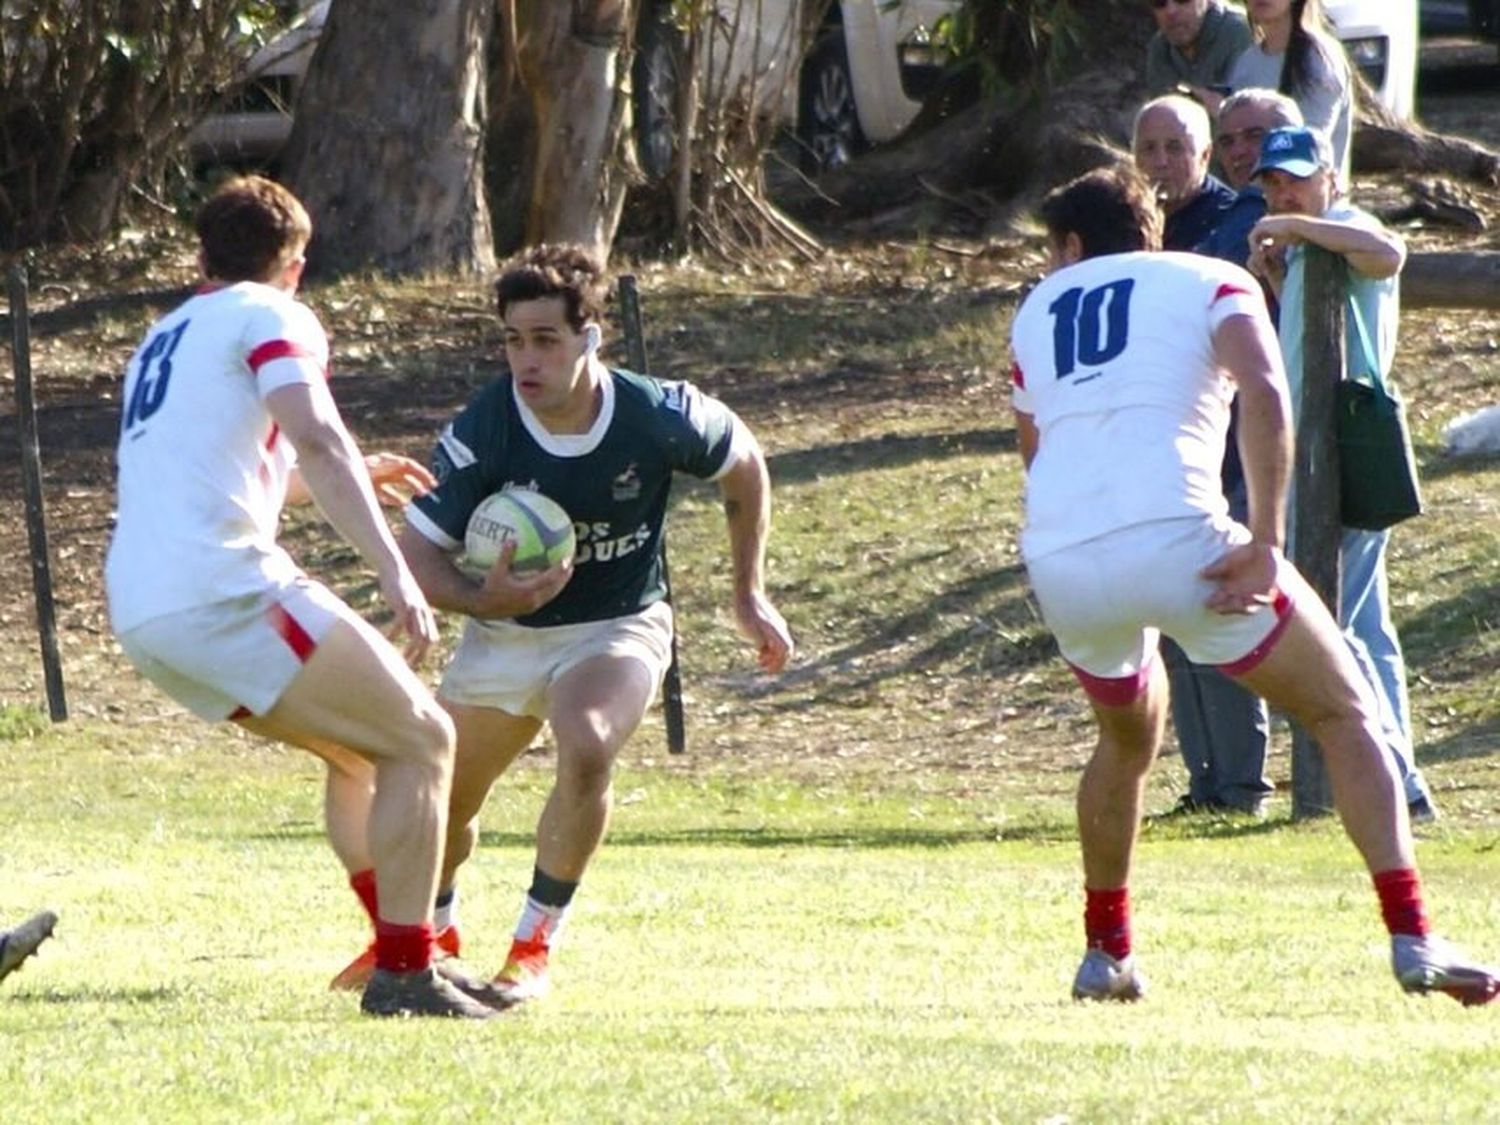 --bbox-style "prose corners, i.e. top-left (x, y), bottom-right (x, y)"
top-left (510, 366), bottom-right (615, 458)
